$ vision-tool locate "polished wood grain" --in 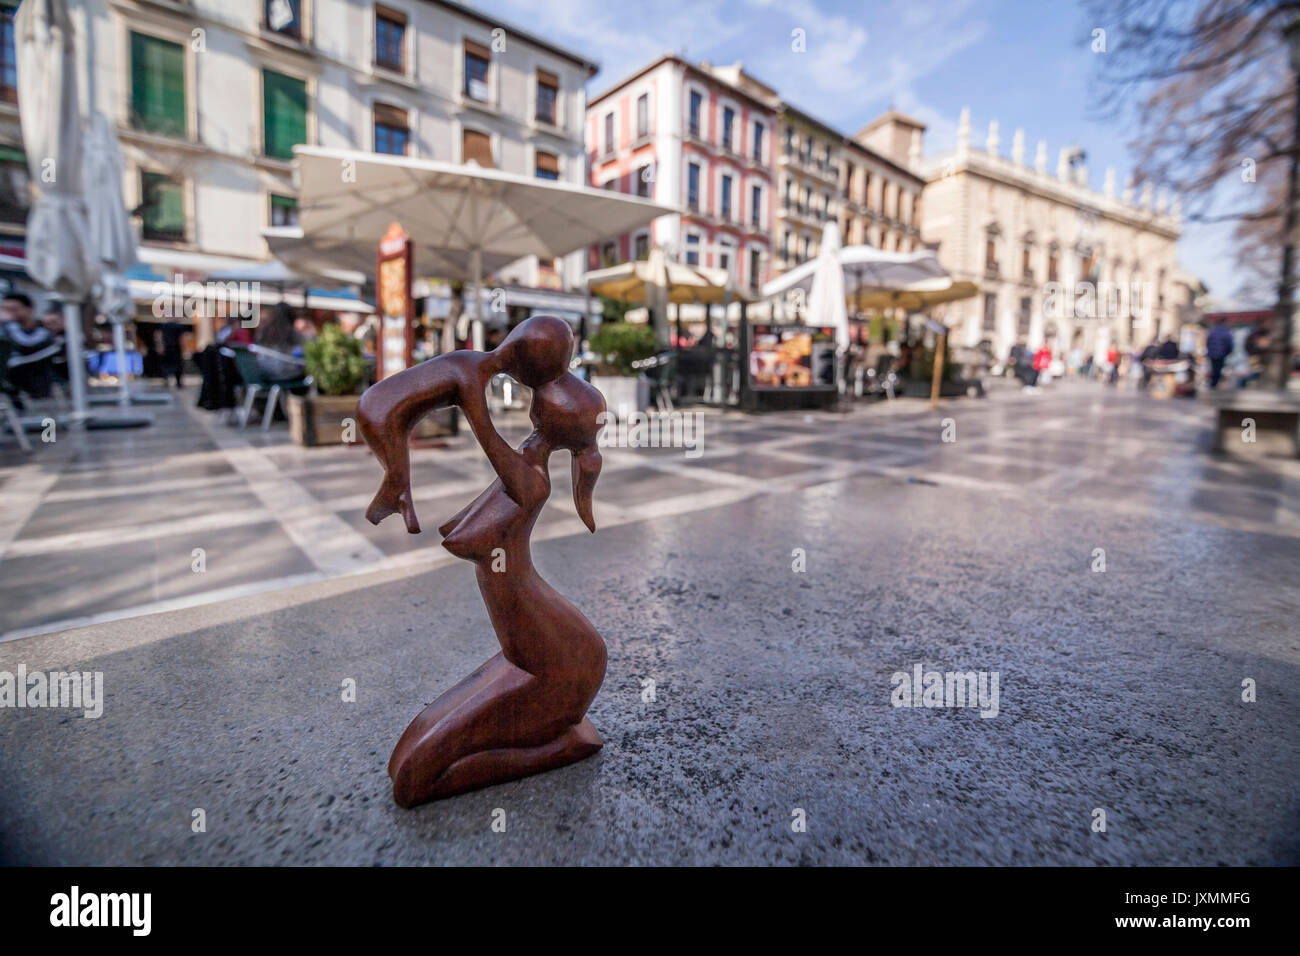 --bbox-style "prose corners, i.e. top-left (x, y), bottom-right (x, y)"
top-left (358, 316), bottom-right (607, 806)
